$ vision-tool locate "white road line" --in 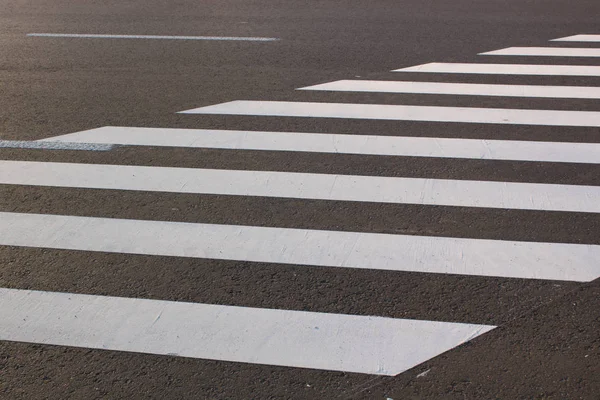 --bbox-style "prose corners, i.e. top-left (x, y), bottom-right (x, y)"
top-left (0, 140), bottom-right (114, 151)
top-left (480, 47), bottom-right (600, 57)
top-left (394, 63), bottom-right (600, 76)
top-left (552, 35), bottom-right (600, 42)
top-left (3, 160), bottom-right (600, 213)
top-left (298, 80), bottom-right (600, 99)
top-left (1, 212), bottom-right (599, 281)
top-left (26, 33), bottom-right (279, 42)
top-left (0, 288), bottom-right (495, 376)
top-left (42, 126), bottom-right (600, 164)
top-left (180, 100), bottom-right (600, 127)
